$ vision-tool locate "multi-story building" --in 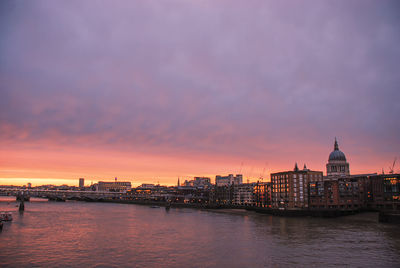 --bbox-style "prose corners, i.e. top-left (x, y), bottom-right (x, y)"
top-left (367, 174), bottom-right (400, 210)
top-left (271, 164), bottom-right (323, 209)
top-left (95, 179), bottom-right (132, 192)
top-left (193, 177), bottom-right (212, 188)
top-left (233, 183), bottom-right (256, 206)
top-left (309, 176), bottom-right (367, 210)
top-left (130, 184), bottom-right (172, 202)
top-left (315, 138), bottom-right (379, 210)
top-left (211, 185), bottom-right (234, 205)
top-left (254, 182), bottom-right (271, 208)
top-left (215, 174), bottom-right (243, 186)
top-left (211, 174), bottom-right (243, 205)
top-left (182, 177), bottom-right (212, 188)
